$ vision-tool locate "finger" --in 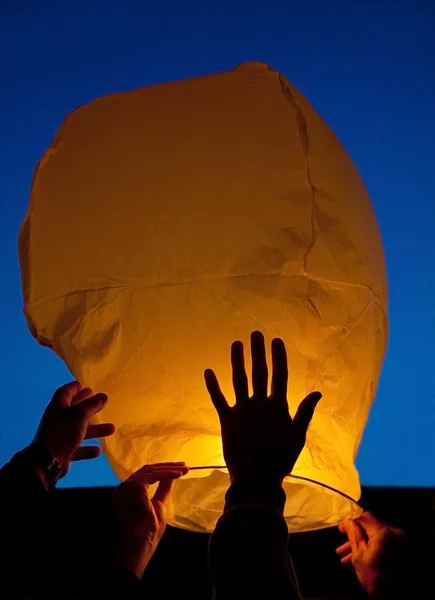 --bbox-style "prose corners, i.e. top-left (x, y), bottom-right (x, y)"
top-left (134, 461), bottom-right (188, 473)
top-left (130, 469), bottom-right (186, 487)
top-left (293, 391), bottom-right (322, 433)
top-left (231, 341), bottom-right (249, 405)
top-left (85, 423), bottom-right (115, 439)
top-left (204, 369), bottom-right (230, 419)
top-left (271, 338), bottom-right (288, 402)
top-left (152, 478), bottom-right (175, 504)
top-left (71, 387), bottom-right (94, 406)
top-left (339, 518), bottom-right (355, 537)
top-left (340, 553), bottom-right (352, 565)
top-left (72, 445), bottom-right (101, 461)
top-left (336, 541), bottom-right (351, 556)
top-left (51, 381), bottom-right (83, 408)
top-left (251, 331), bottom-right (268, 399)
top-left (133, 466), bottom-right (188, 479)
top-left (132, 463), bottom-right (189, 479)
top-left (340, 519), bottom-right (365, 554)
top-left (152, 478), bottom-right (174, 525)
top-left (74, 393), bottom-right (108, 419)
